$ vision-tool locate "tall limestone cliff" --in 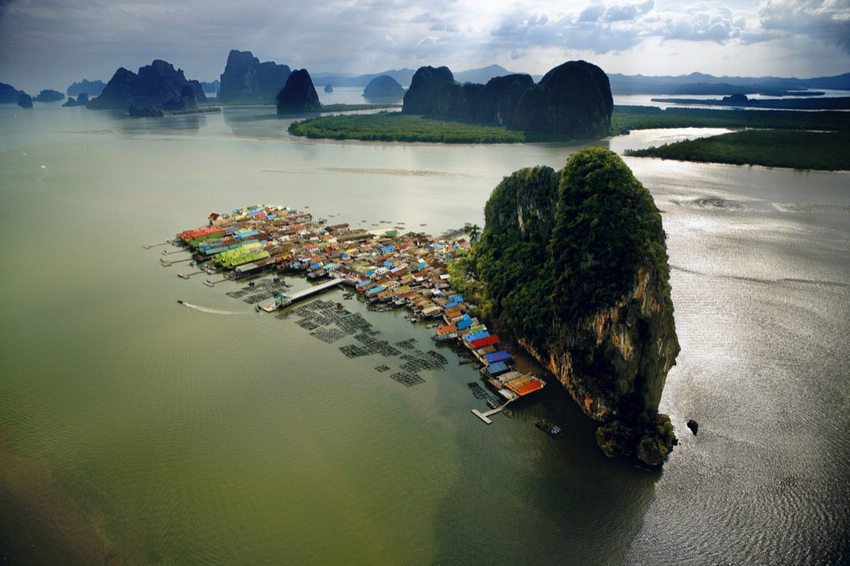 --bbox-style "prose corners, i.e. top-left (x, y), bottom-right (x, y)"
top-left (457, 148), bottom-right (679, 465)
top-left (218, 50), bottom-right (291, 103)
top-left (402, 61), bottom-right (611, 136)
top-left (513, 61), bottom-right (613, 137)
top-left (87, 60), bottom-right (206, 111)
top-left (0, 82), bottom-right (26, 104)
top-left (276, 69), bottom-right (321, 114)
